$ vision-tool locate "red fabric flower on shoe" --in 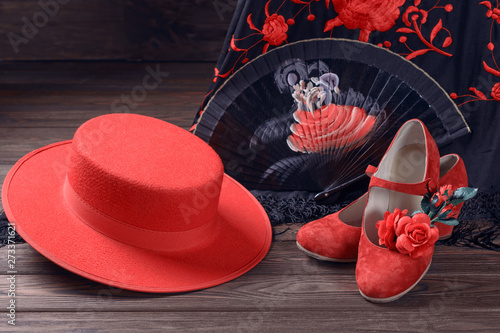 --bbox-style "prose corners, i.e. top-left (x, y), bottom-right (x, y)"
top-left (394, 213), bottom-right (440, 258)
top-left (431, 184), bottom-right (454, 207)
top-left (376, 185), bottom-right (477, 259)
top-left (376, 208), bottom-right (408, 250)
top-left (439, 203), bottom-right (459, 219)
top-left (376, 209), bottom-right (439, 258)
